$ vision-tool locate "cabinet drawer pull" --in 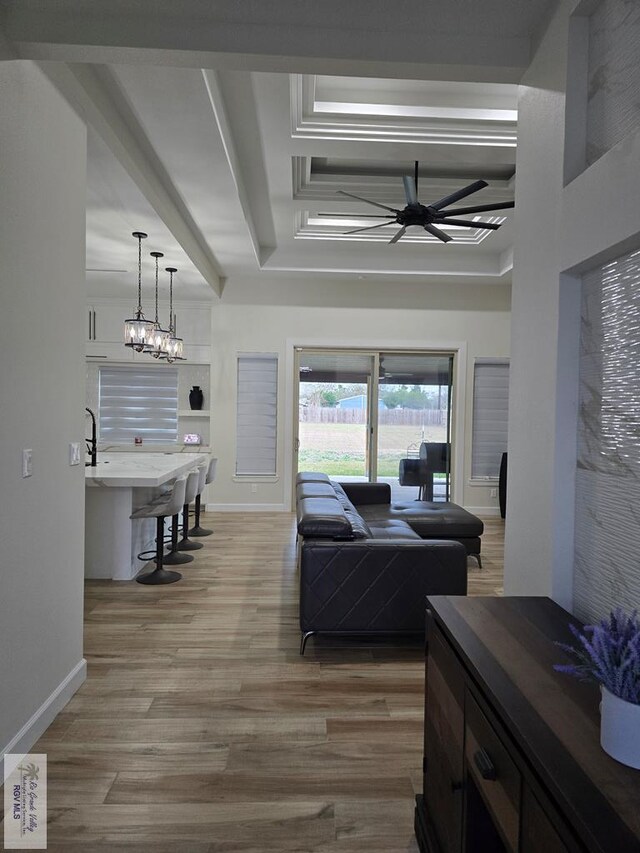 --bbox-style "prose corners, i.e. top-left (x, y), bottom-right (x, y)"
top-left (473, 748), bottom-right (497, 781)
